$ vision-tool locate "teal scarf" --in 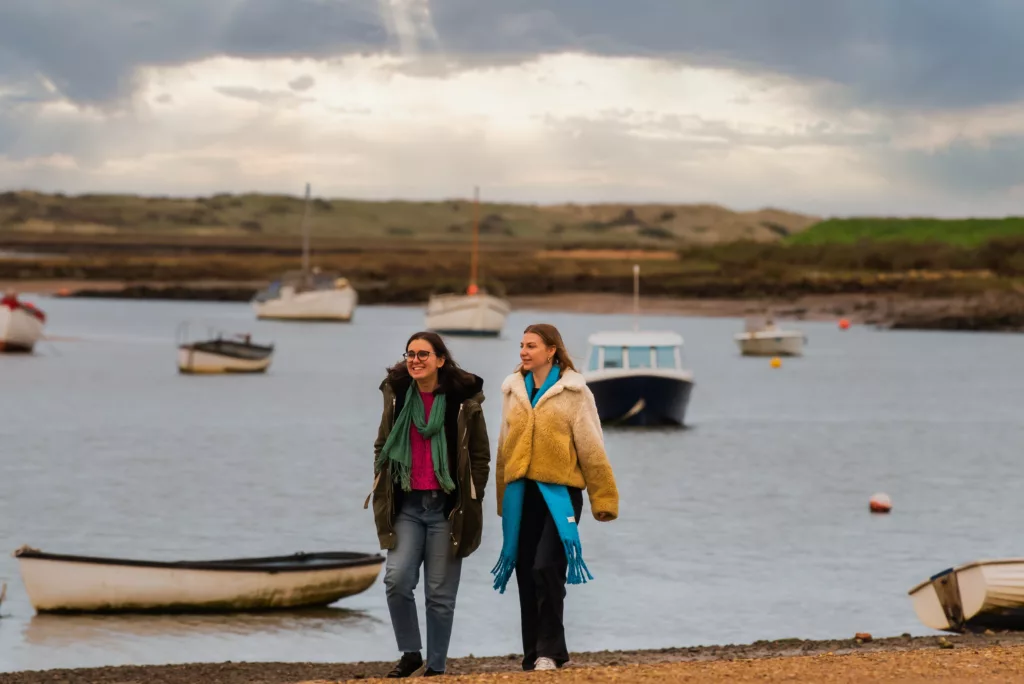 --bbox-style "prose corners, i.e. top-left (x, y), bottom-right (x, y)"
top-left (491, 366), bottom-right (593, 593)
top-left (375, 383), bottom-right (454, 492)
